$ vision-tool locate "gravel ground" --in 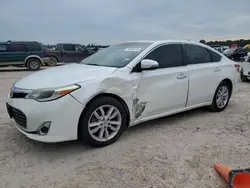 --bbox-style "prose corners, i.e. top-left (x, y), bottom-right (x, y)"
top-left (0, 67), bottom-right (250, 188)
